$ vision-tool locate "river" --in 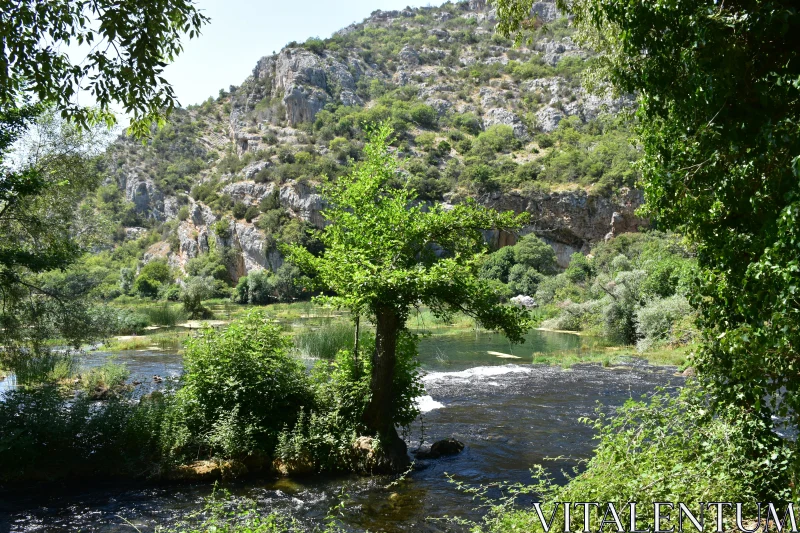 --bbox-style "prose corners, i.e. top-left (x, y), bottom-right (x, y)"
top-left (0, 329), bottom-right (681, 533)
